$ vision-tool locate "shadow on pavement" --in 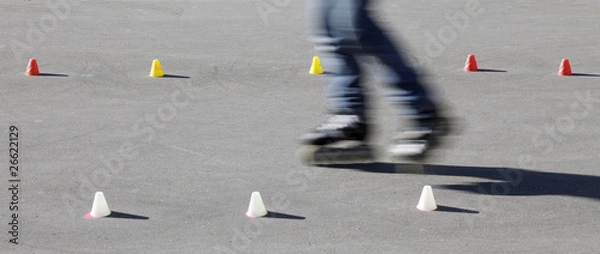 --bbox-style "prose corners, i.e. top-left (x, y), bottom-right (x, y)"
top-left (475, 68), bottom-right (507, 73)
top-left (265, 211), bottom-right (306, 220)
top-left (107, 211), bottom-right (150, 220)
top-left (162, 74), bottom-right (190, 79)
top-left (436, 205), bottom-right (480, 214)
top-left (37, 73), bottom-right (69, 77)
top-left (570, 73), bottom-right (600, 77)
top-left (321, 163), bottom-right (600, 201)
